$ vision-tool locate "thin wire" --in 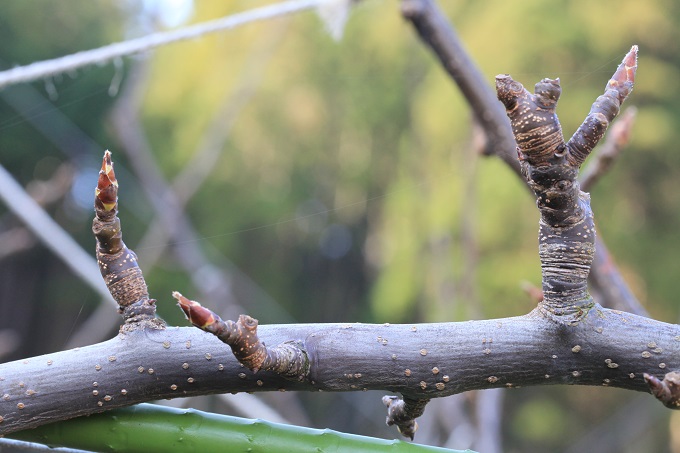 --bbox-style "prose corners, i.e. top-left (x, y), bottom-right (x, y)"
top-left (0, 0), bottom-right (324, 90)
